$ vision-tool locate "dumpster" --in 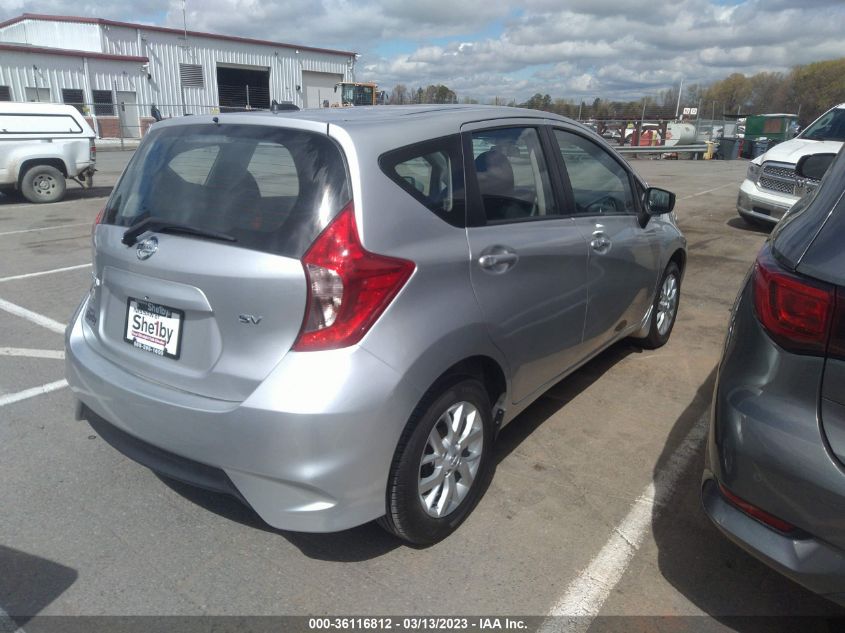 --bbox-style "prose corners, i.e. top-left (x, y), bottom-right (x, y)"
top-left (745, 114), bottom-right (799, 142)
top-left (717, 137), bottom-right (741, 160)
